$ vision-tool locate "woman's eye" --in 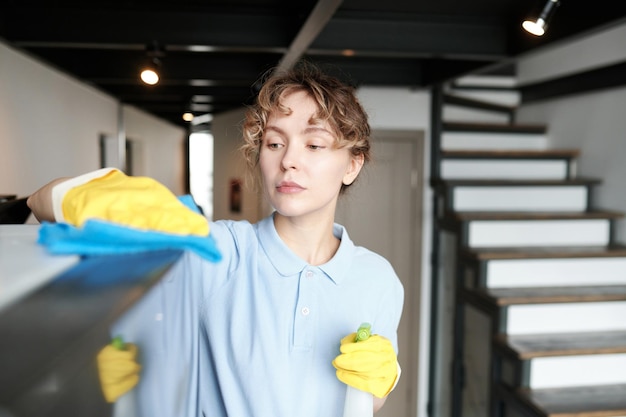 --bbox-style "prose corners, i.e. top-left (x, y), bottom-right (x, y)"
top-left (266, 142), bottom-right (283, 149)
top-left (308, 144), bottom-right (325, 150)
